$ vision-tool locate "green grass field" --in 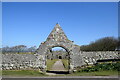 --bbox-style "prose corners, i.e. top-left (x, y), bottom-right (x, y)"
top-left (61, 59), bottom-right (69, 70)
top-left (67, 70), bottom-right (118, 76)
top-left (2, 70), bottom-right (46, 76)
top-left (2, 70), bottom-right (118, 76)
